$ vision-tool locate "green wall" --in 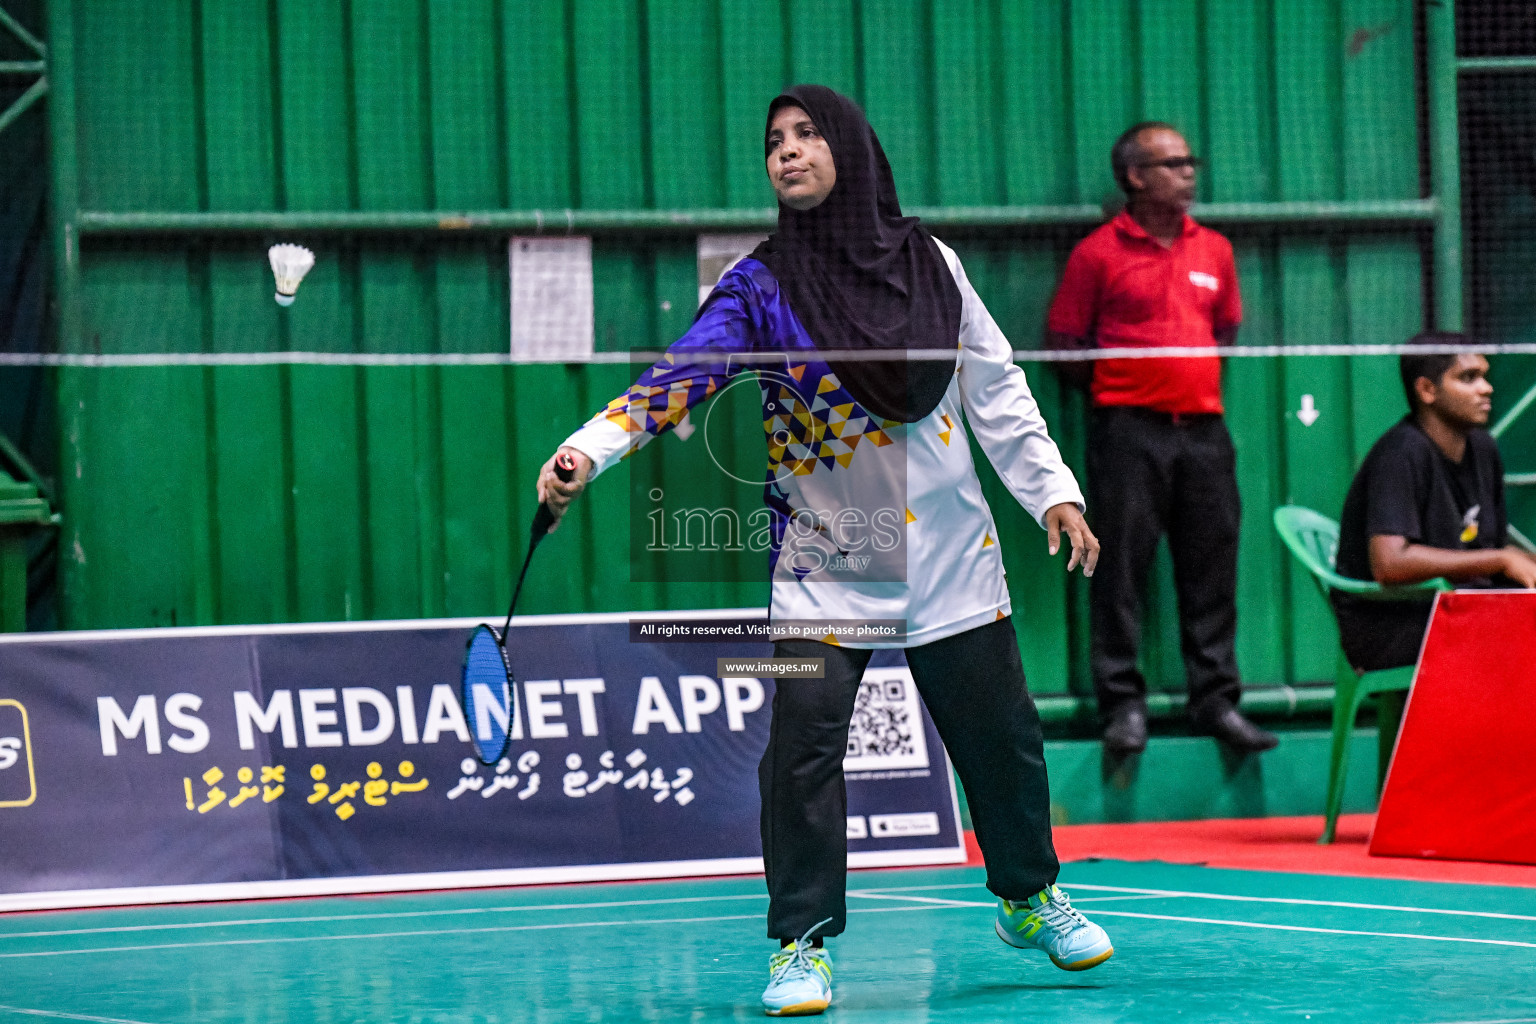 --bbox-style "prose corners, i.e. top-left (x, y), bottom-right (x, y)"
top-left (47, 0), bottom-right (1434, 699)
